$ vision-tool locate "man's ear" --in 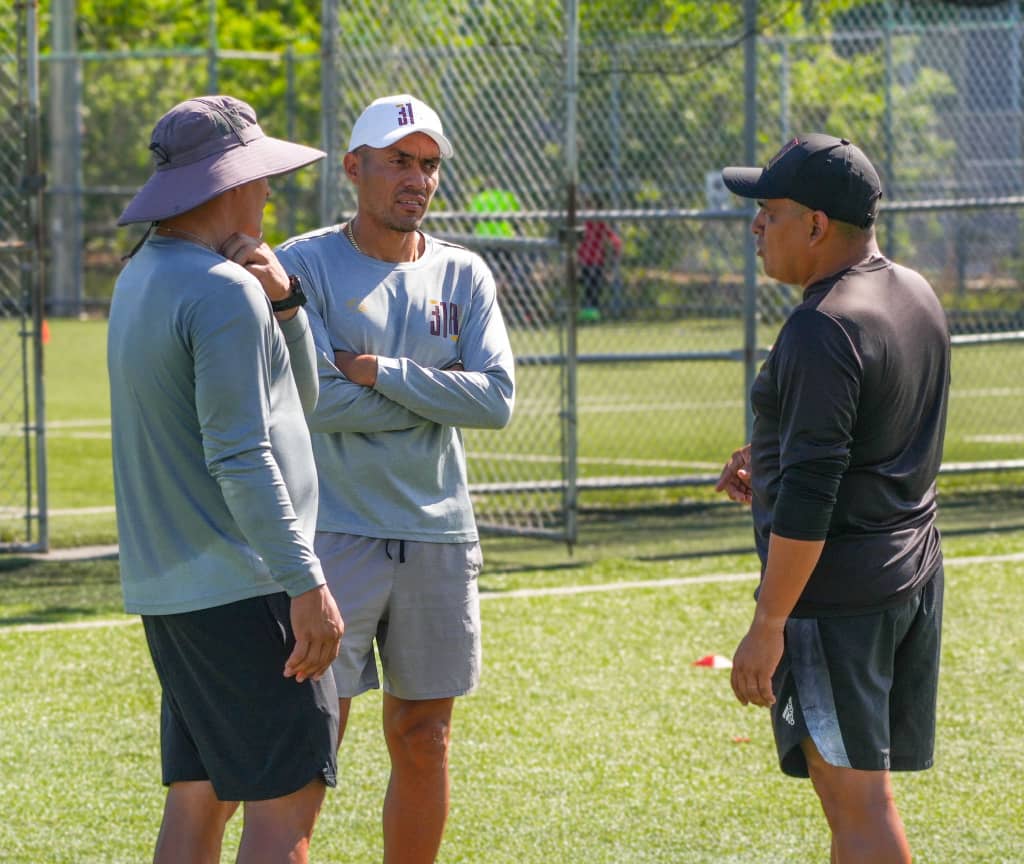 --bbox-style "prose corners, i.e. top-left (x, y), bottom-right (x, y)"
top-left (343, 151), bottom-right (359, 182)
top-left (809, 211), bottom-right (829, 243)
